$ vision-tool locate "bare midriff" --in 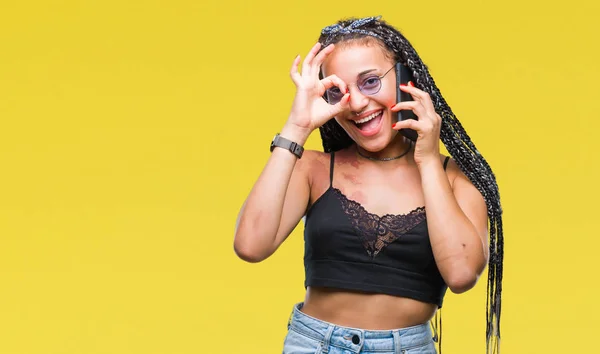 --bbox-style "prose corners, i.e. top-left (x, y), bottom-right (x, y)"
top-left (300, 287), bottom-right (438, 330)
